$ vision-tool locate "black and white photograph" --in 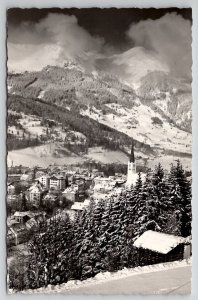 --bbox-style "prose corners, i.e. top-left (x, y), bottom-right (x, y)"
top-left (6, 7), bottom-right (192, 294)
